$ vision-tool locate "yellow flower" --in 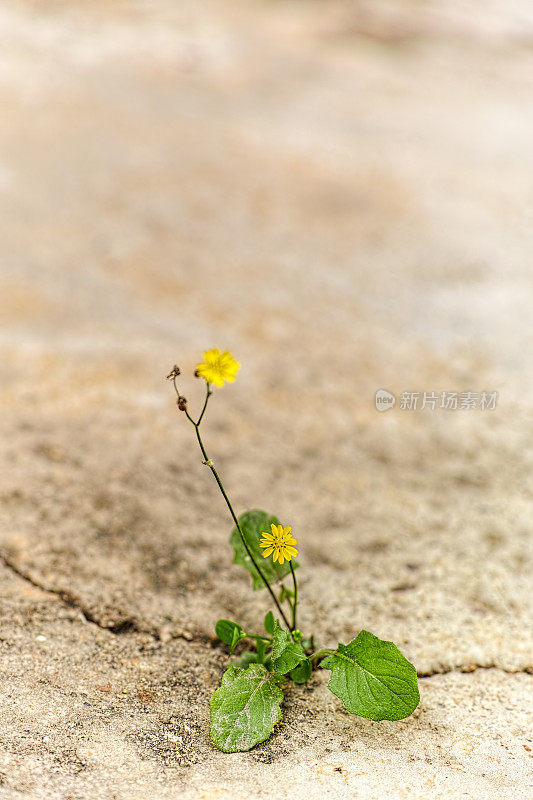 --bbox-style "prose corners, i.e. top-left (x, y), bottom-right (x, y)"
top-left (195, 349), bottom-right (240, 387)
top-left (260, 524), bottom-right (298, 565)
